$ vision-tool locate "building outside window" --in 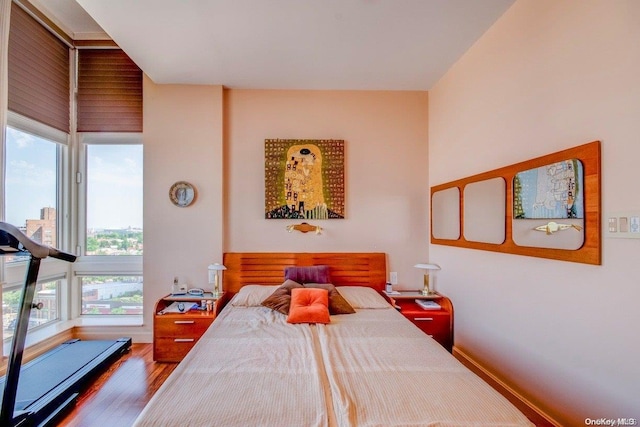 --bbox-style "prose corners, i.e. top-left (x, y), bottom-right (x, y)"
top-left (80, 276), bottom-right (143, 315)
